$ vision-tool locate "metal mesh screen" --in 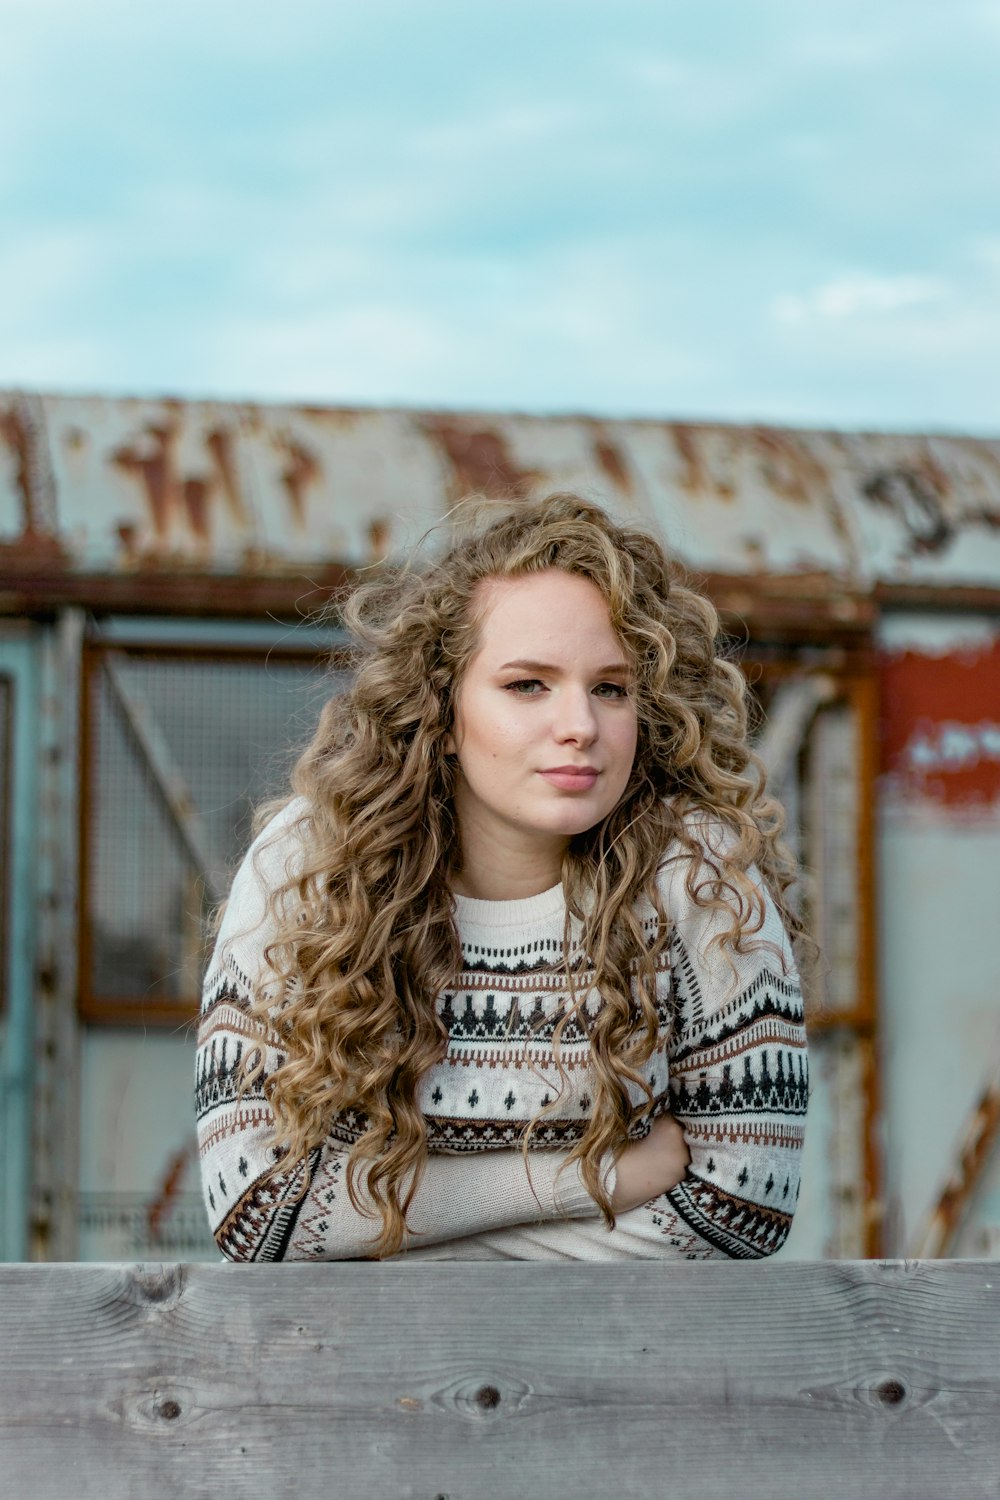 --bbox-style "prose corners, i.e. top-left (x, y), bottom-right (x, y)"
top-left (85, 649), bottom-right (344, 1017)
